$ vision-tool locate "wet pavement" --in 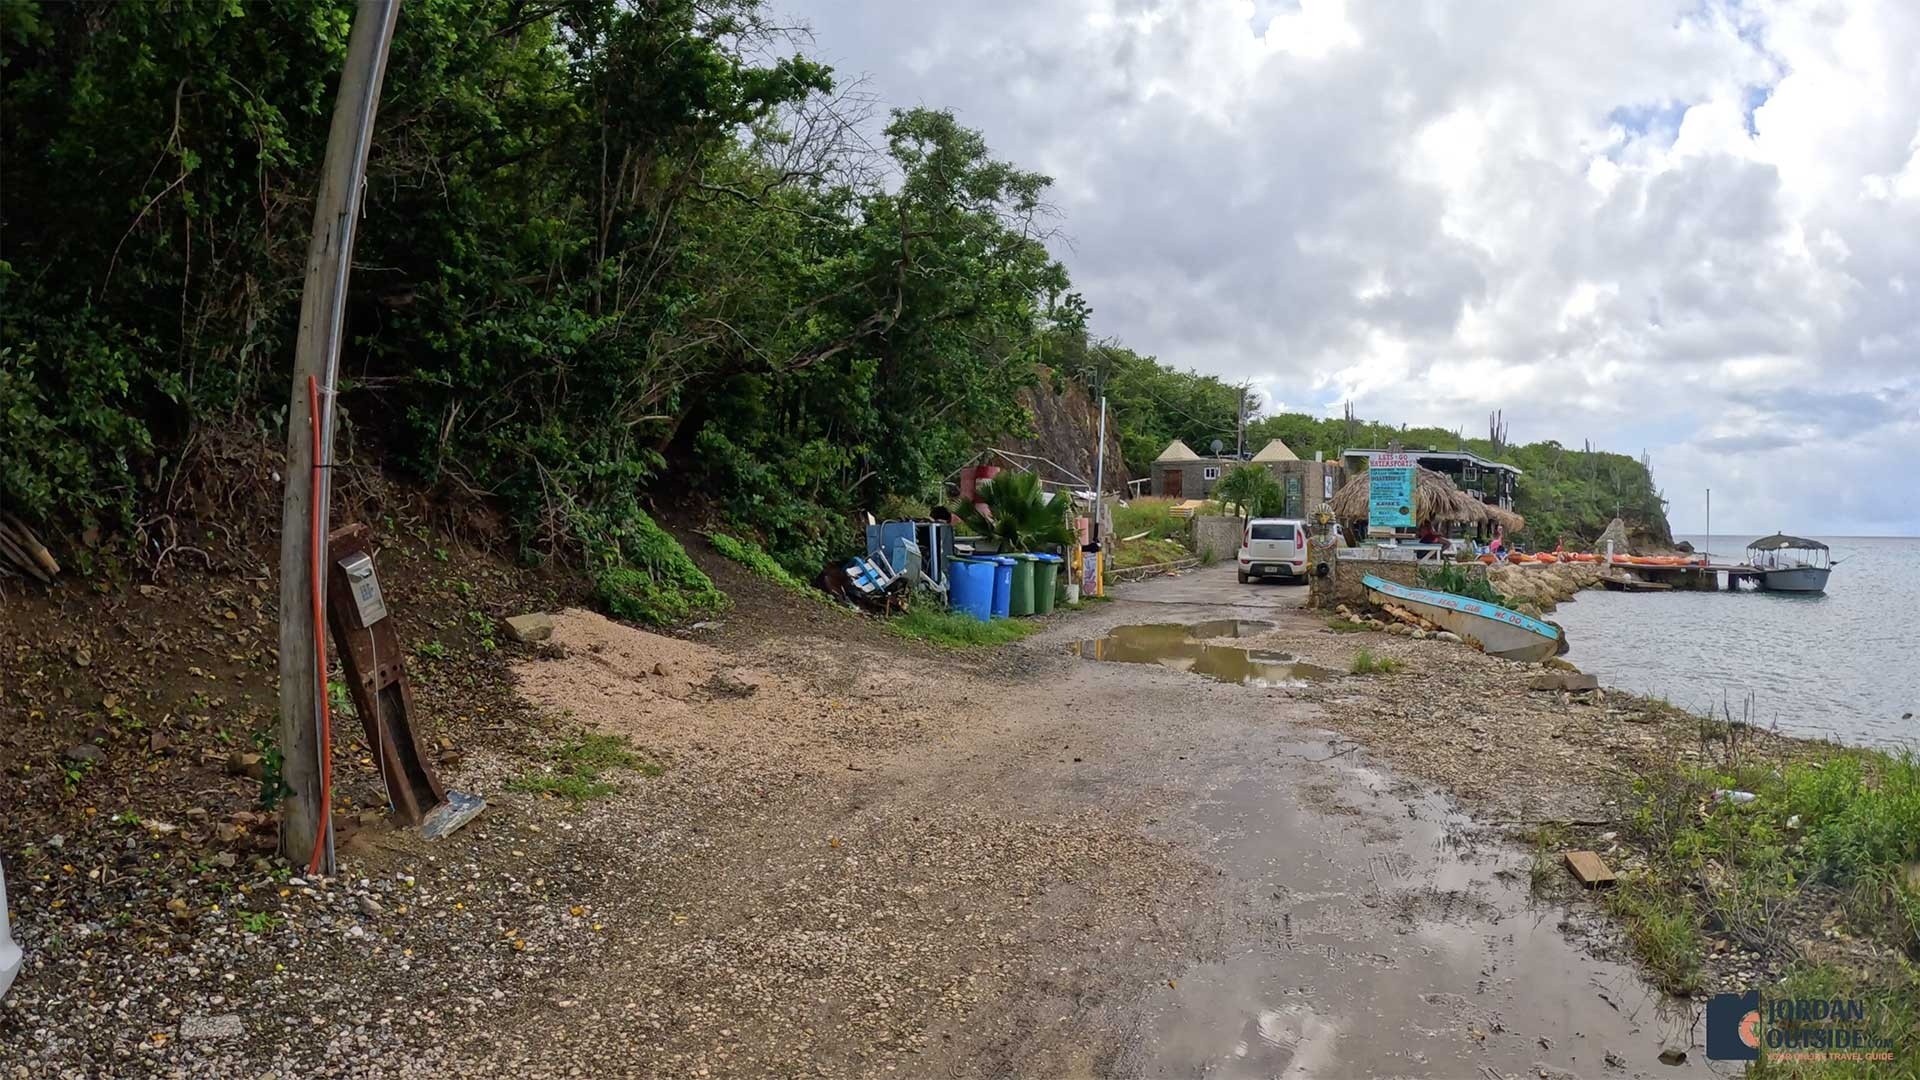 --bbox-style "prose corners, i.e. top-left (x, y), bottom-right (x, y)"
top-left (945, 565), bottom-right (1721, 1076)
top-left (1071, 620), bottom-right (1336, 687)
top-left (278, 563), bottom-right (1728, 1078)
